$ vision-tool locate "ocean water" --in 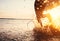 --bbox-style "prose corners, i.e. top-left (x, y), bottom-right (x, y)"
top-left (0, 18), bottom-right (60, 41)
top-left (0, 18), bottom-right (34, 41)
